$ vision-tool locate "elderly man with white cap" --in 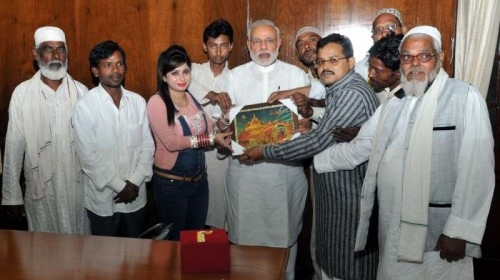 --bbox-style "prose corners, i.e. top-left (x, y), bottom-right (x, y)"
top-left (2, 26), bottom-right (90, 234)
top-left (270, 8), bottom-right (407, 109)
top-left (313, 25), bottom-right (494, 279)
